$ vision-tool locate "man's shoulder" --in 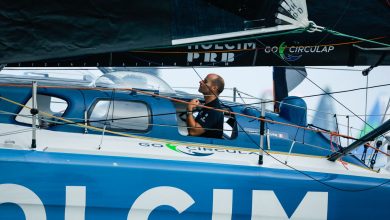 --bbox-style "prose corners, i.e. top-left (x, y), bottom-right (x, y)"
top-left (207, 98), bottom-right (222, 107)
